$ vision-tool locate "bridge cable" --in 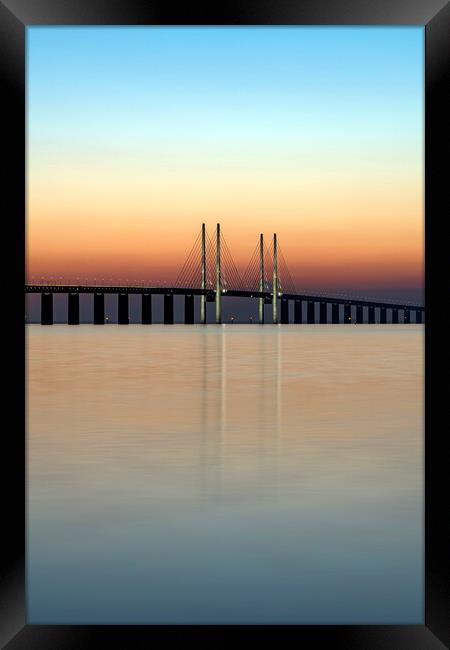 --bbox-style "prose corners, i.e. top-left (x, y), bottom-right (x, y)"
top-left (175, 230), bottom-right (202, 288)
